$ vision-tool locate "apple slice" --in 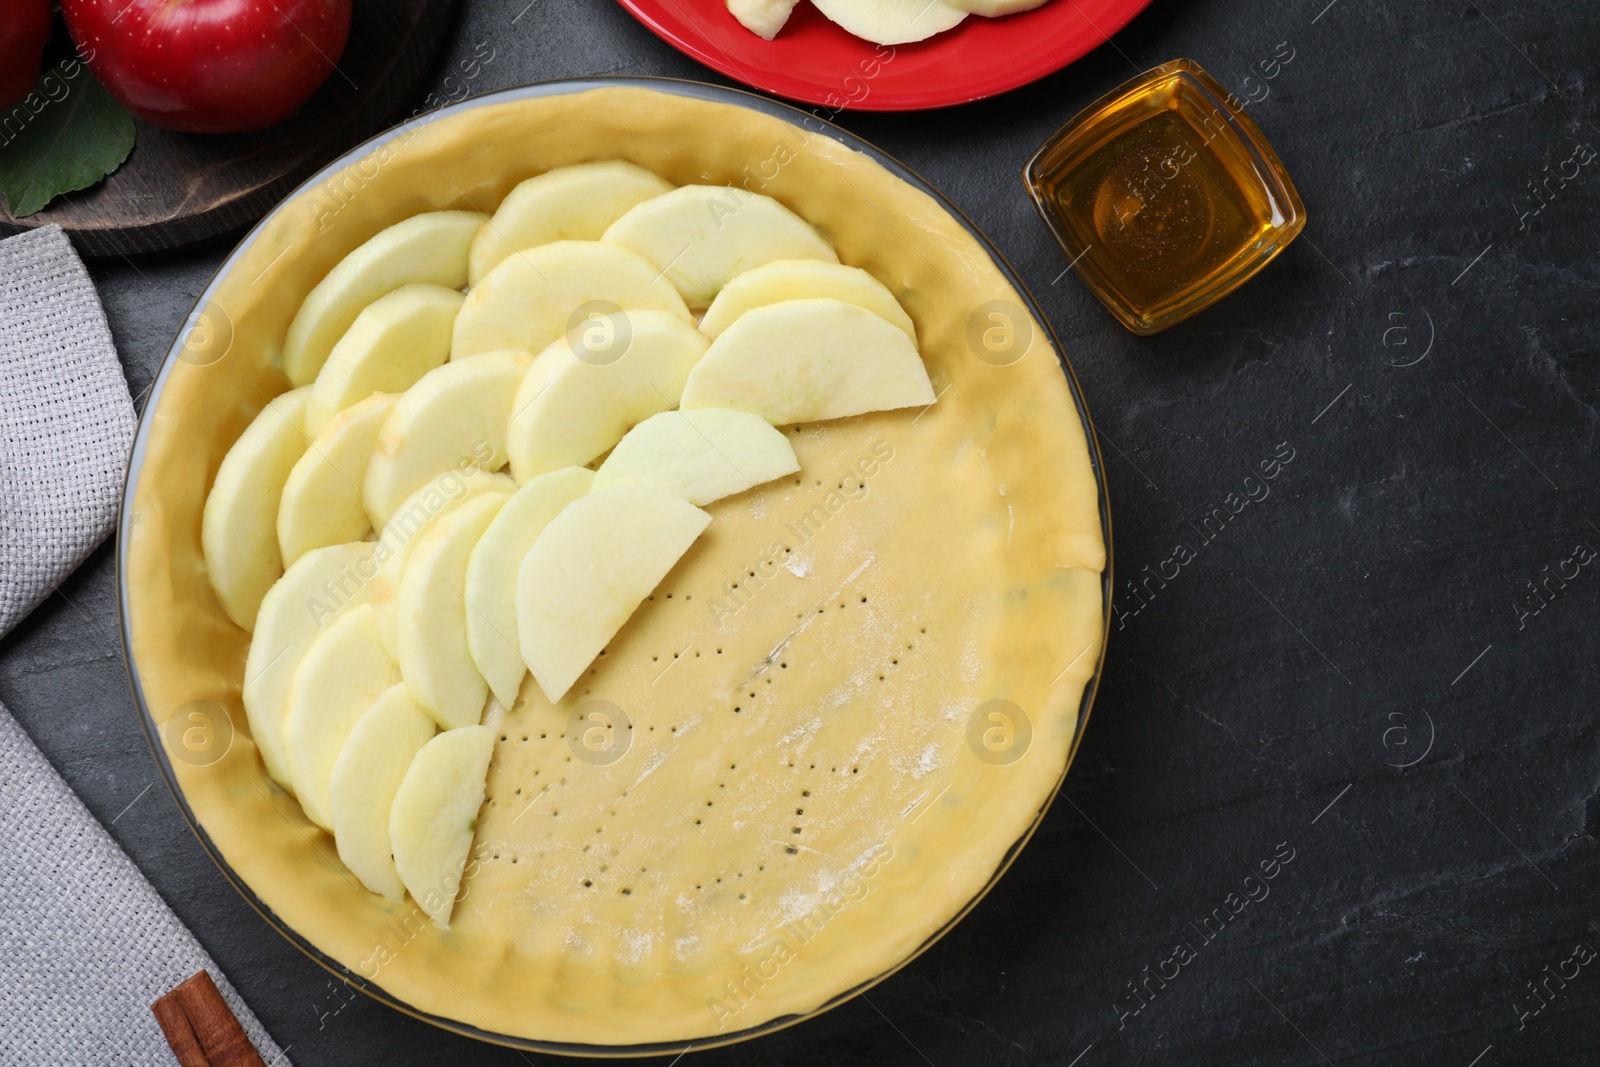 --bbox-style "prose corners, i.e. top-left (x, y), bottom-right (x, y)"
top-left (369, 471), bottom-right (516, 657)
top-left (727, 0), bottom-right (799, 38)
top-left (363, 350), bottom-right (528, 529)
top-left (305, 283), bottom-right (462, 437)
top-left (810, 0), bottom-right (967, 44)
top-left (681, 297), bottom-right (935, 424)
top-left (282, 604), bottom-right (399, 830)
top-left (452, 240), bottom-right (690, 360)
top-left (396, 492), bottom-right (508, 730)
top-left (462, 467), bottom-right (594, 708)
top-left (390, 725), bottom-right (495, 928)
top-left (592, 409), bottom-right (799, 506)
top-left (945, 0), bottom-right (1047, 12)
top-left (698, 259), bottom-right (915, 341)
top-left (243, 541), bottom-right (379, 789)
top-left (329, 683), bottom-right (436, 900)
top-left (282, 211), bottom-right (485, 386)
top-left (467, 162), bottom-right (674, 286)
top-left (202, 386), bottom-right (312, 632)
top-left (278, 393), bottom-right (396, 566)
top-left (517, 487), bottom-right (711, 703)
top-left (506, 310), bottom-right (708, 481)
top-left (603, 185), bottom-right (838, 309)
